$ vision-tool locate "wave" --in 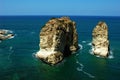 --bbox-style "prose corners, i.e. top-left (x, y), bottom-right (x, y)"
top-left (89, 48), bottom-right (114, 59)
top-left (89, 49), bottom-right (94, 55)
top-left (108, 50), bottom-right (114, 59)
top-left (82, 41), bottom-right (86, 43)
top-left (8, 46), bottom-right (14, 62)
top-left (32, 52), bottom-right (36, 58)
top-left (78, 44), bottom-right (83, 50)
top-left (8, 30), bottom-right (16, 39)
top-left (9, 46), bottom-right (13, 51)
top-left (8, 36), bottom-right (15, 39)
top-left (32, 51), bottom-right (40, 62)
top-left (76, 60), bottom-right (95, 78)
top-left (87, 42), bottom-right (92, 46)
top-left (87, 41), bottom-right (114, 59)
top-left (75, 44), bottom-right (83, 56)
top-left (32, 50), bottom-right (41, 58)
top-left (76, 67), bottom-right (83, 71)
top-left (82, 71), bottom-right (95, 78)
